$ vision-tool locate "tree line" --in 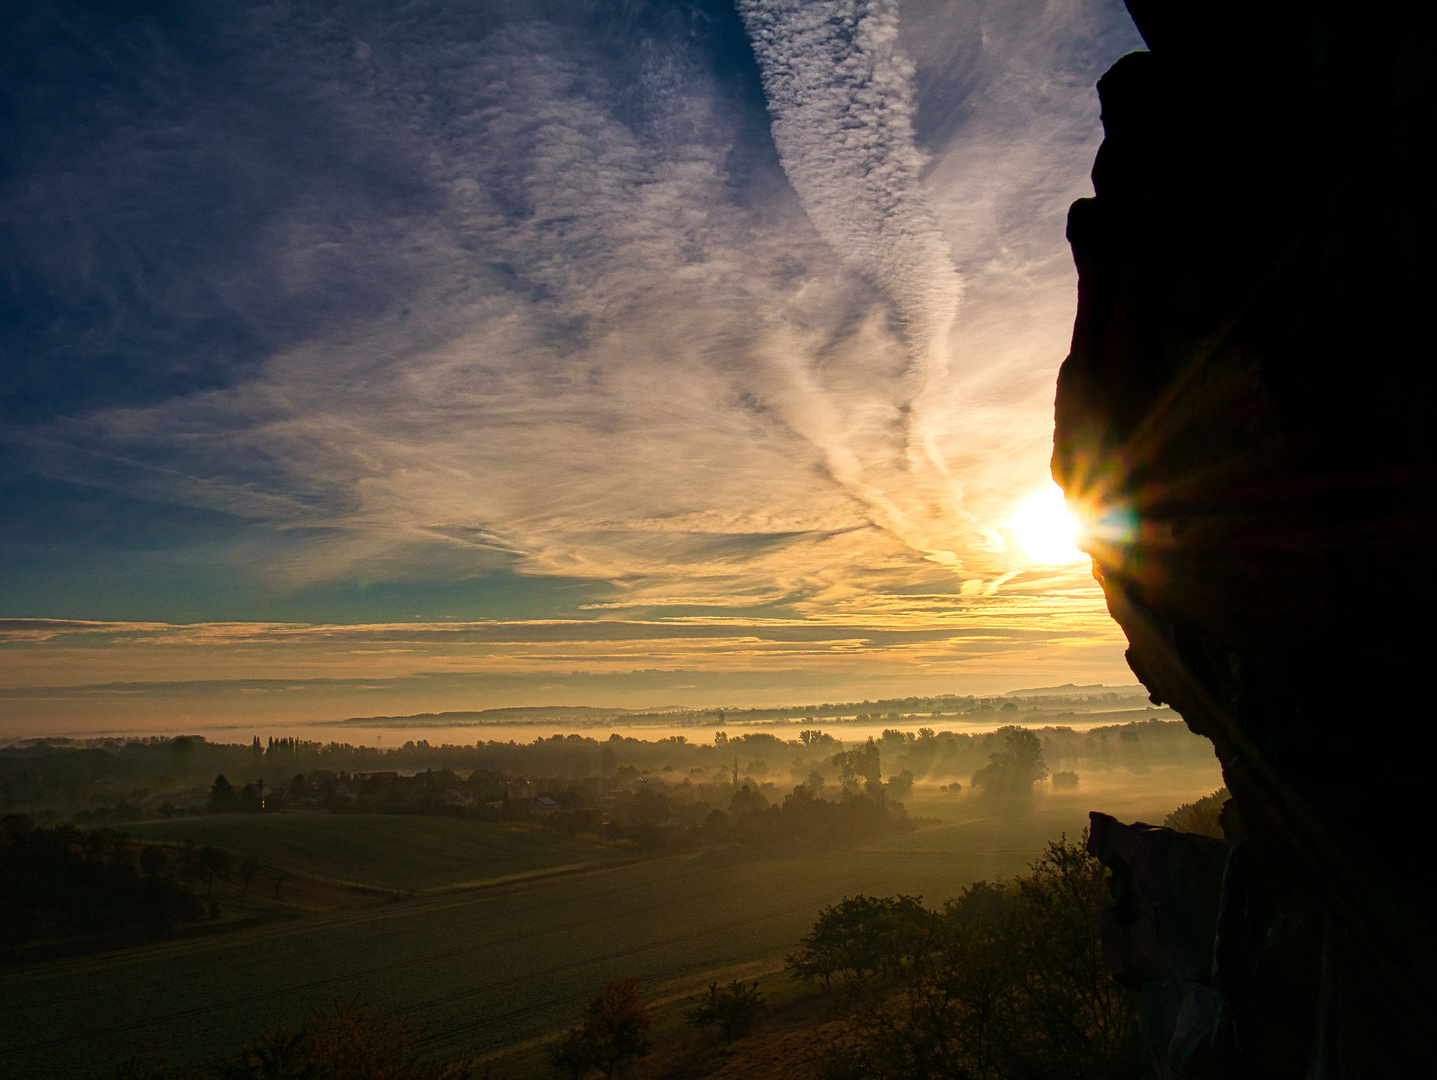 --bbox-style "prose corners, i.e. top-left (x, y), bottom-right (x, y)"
top-left (1, 815), bottom-right (213, 959)
top-left (788, 833), bottom-right (1145, 1080)
top-left (3, 718), bottom-right (1211, 822)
